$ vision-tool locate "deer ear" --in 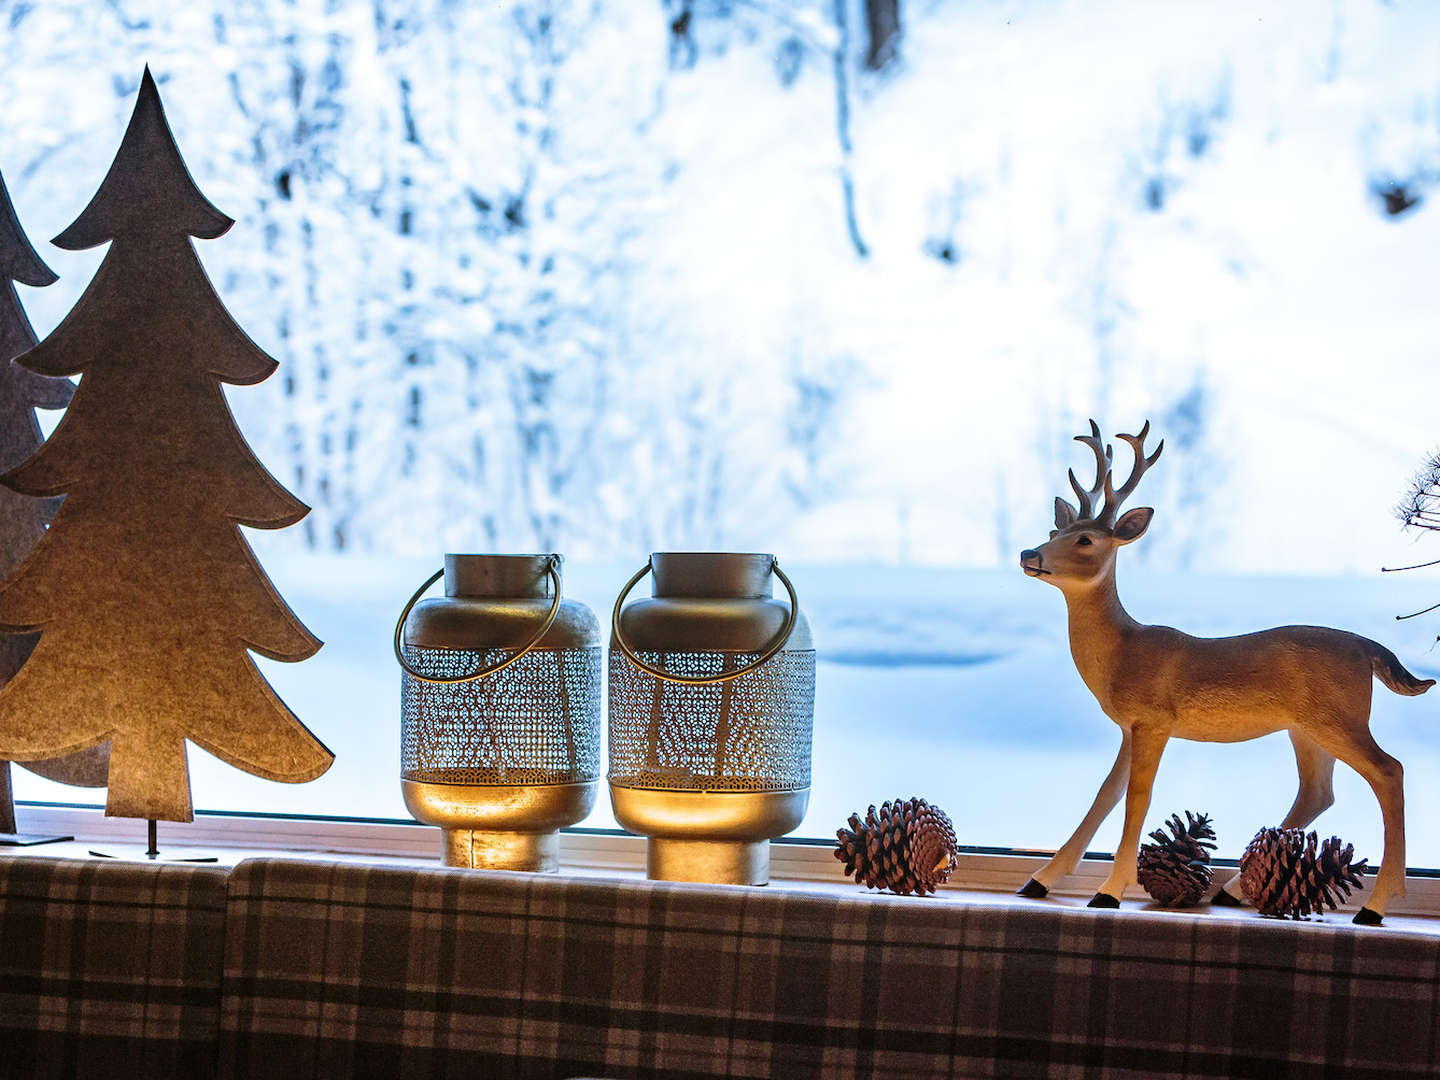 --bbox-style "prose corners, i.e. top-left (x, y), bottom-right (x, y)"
top-left (1054, 497), bottom-right (1079, 530)
top-left (1113, 507), bottom-right (1153, 544)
